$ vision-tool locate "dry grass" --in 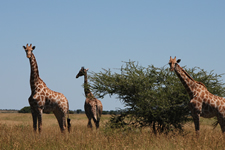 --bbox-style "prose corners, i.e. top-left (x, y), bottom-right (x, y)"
top-left (0, 113), bottom-right (225, 150)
